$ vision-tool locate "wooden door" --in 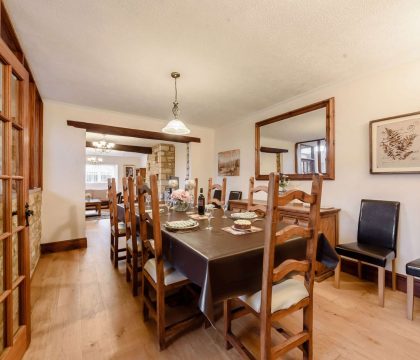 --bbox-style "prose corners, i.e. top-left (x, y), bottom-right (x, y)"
top-left (0, 39), bottom-right (30, 359)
